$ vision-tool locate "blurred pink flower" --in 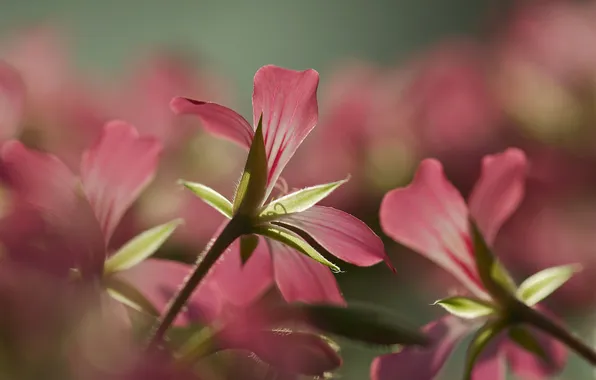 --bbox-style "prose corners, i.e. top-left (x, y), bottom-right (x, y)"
top-left (172, 65), bottom-right (391, 306)
top-left (0, 121), bottom-right (202, 319)
top-left (401, 41), bottom-right (502, 154)
top-left (375, 148), bottom-right (566, 379)
top-left (286, 62), bottom-right (419, 205)
top-left (1, 25), bottom-right (109, 168)
top-left (494, 1), bottom-right (596, 146)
